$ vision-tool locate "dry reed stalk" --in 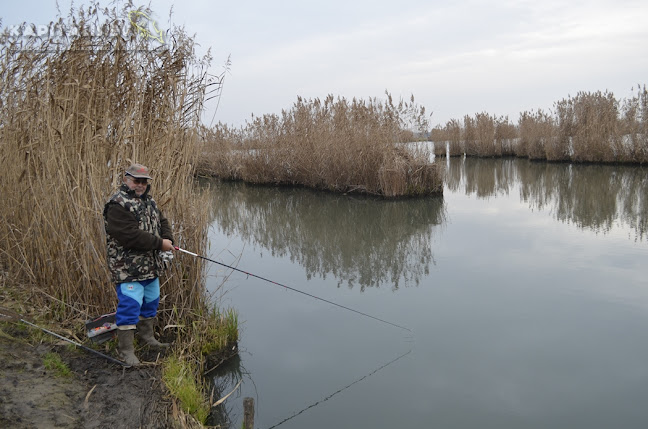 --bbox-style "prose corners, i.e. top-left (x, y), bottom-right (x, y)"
top-left (517, 109), bottom-right (554, 160)
top-left (445, 119), bottom-right (463, 156)
top-left (495, 116), bottom-right (517, 156)
top-left (201, 93), bottom-right (442, 197)
top-left (431, 86), bottom-right (645, 165)
top-left (621, 85), bottom-right (648, 164)
top-left (474, 112), bottom-right (498, 157)
top-left (569, 91), bottom-right (620, 162)
top-left (462, 115), bottom-right (477, 156)
top-left (462, 112), bottom-right (500, 157)
top-left (0, 5), bottom-right (218, 331)
top-left (550, 98), bottom-right (575, 161)
top-left (433, 141), bottom-right (447, 157)
top-left (428, 126), bottom-right (447, 156)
